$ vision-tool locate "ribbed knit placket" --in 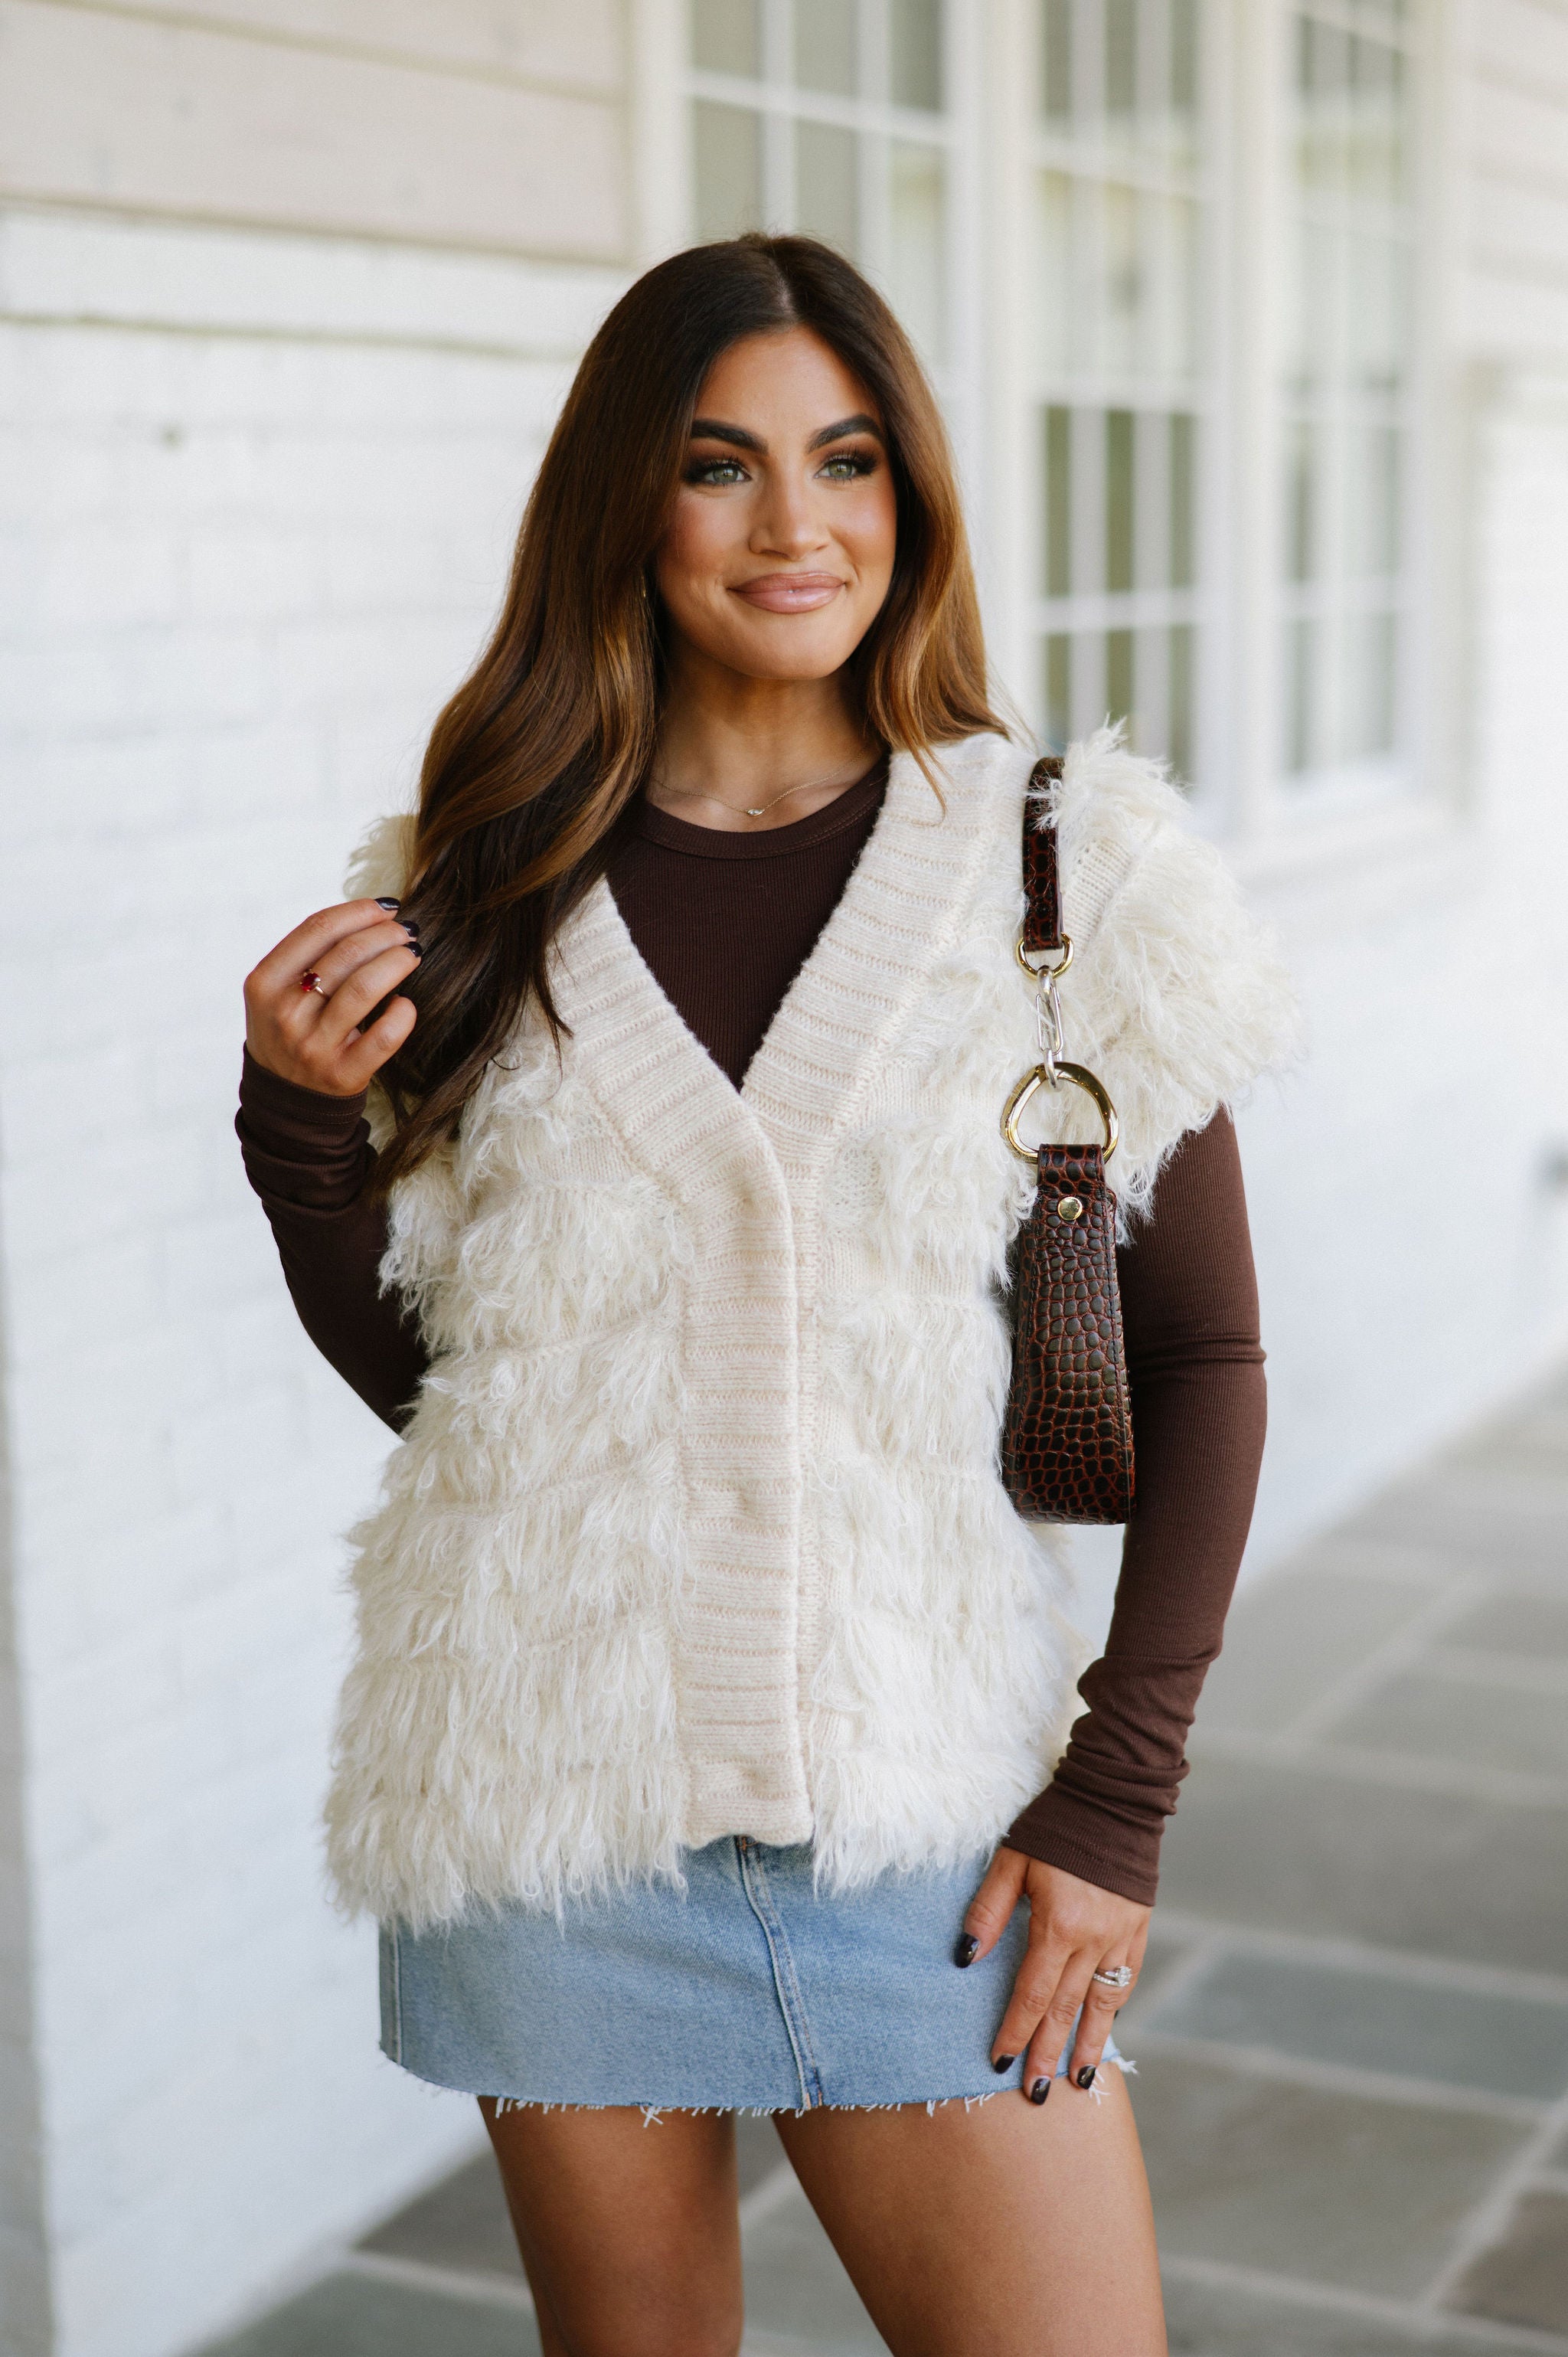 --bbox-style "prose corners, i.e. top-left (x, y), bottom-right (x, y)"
top-left (550, 744), bottom-right (1008, 1851)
